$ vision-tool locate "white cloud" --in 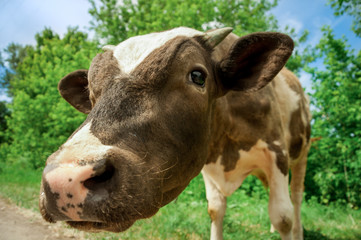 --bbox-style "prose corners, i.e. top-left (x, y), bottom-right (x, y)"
top-left (282, 14), bottom-right (304, 35)
top-left (0, 93), bottom-right (11, 102)
top-left (299, 70), bottom-right (313, 94)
